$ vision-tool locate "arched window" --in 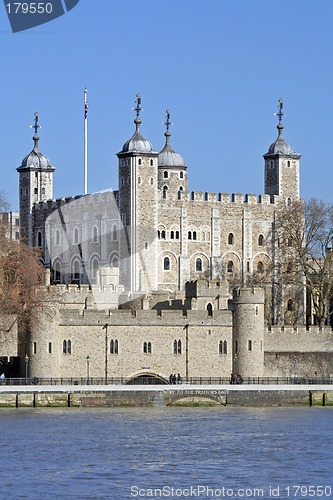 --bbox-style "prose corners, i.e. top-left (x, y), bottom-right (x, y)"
top-left (287, 197), bottom-right (292, 207)
top-left (92, 226), bottom-right (98, 243)
top-left (228, 233), bottom-right (234, 245)
top-left (287, 299), bottom-right (293, 311)
top-left (179, 171), bottom-right (184, 179)
top-left (219, 340), bottom-right (223, 354)
top-left (287, 160), bottom-right (291, 167)
top-left (257, 261), bottom-right (264, 273)
top-left (188, 231), bottom-right (192, 240)
top-left (175, 231), bottom-right (180, 239)
top-left (163, 186), bottom-right (168, 199)
top-left (111, 255), bottom-right (119, 268)
top-left (170, 231), bottom-right (174, 239)
top-left (196, 258), bottom-right (202, 272)
top-left (193, 231), bottom-right (197, 241)
top-left (53, 261), bottom-right (61, 283)
top-left (258, 234), bottom-right (264, 246)
top-left (91, 257), bottom-right (99, 280)
top-left (63, 340), bottom-right (67, 354)
top-left (227, 261), bottom-right (233, 273)
top-left (37, 231), bottom-right (42, 247)
top-left (67, 340), bottom-right (71, 354)
top-left (161, 230), bottom-right (166, 239)
top-left (207, 303), bottom-right (213, 317)
top-left (150, 159), bottom-right (153, 166)
top-left (72, 259), bottom-right (81, 283)
top-left (223, 340), bottom-right (227, 354)
top-left (164, 257), bottom-right (170, 271)
top-left (163, 171), bottom-right (168, 178)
